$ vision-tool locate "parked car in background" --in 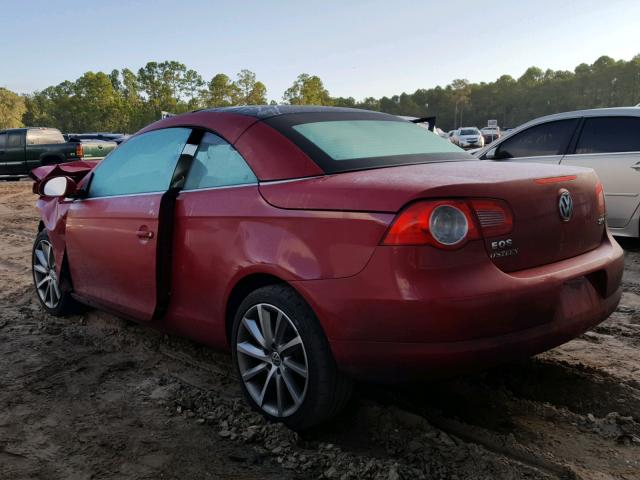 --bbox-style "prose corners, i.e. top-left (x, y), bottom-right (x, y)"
top-left (476, 107), bottom-right (640, 238)
top-left (480, 126), bottom-right (501, 144)
top-left (31, 106), bottom-right (623, 429)
top-left (0, 127), bottom-right (117, 178)
top-left (447, 130), bottom-right (456, 143)
top-left (453, 127), bottom-right (485, 149)
top-left (435, 127), bottom-right (448, 139)
top-left (65, 132), bottom-right (130, 145)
